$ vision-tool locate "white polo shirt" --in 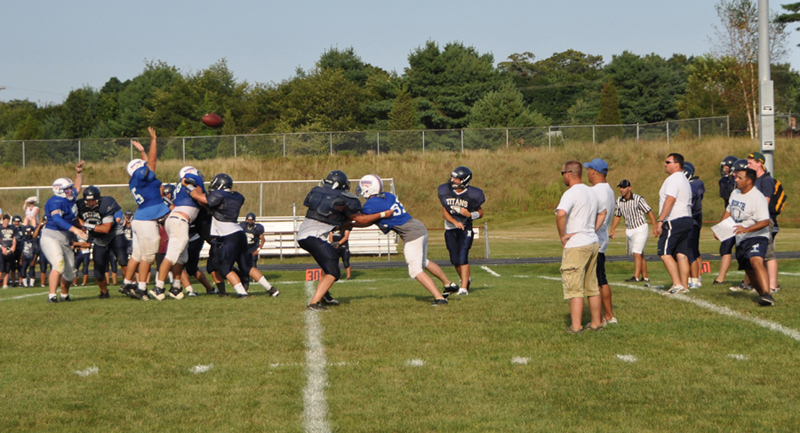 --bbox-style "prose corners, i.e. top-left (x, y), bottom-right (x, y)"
top-left (659, 171), bottom-right (692, 221)
top-left (557, 183), bottom-right (602, 249)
